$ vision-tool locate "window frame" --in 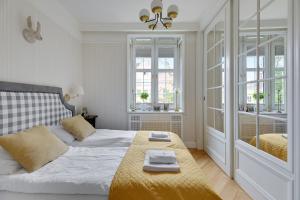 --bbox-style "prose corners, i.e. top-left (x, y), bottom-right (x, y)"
top-left (127, 35), bottom-right (184, 112)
